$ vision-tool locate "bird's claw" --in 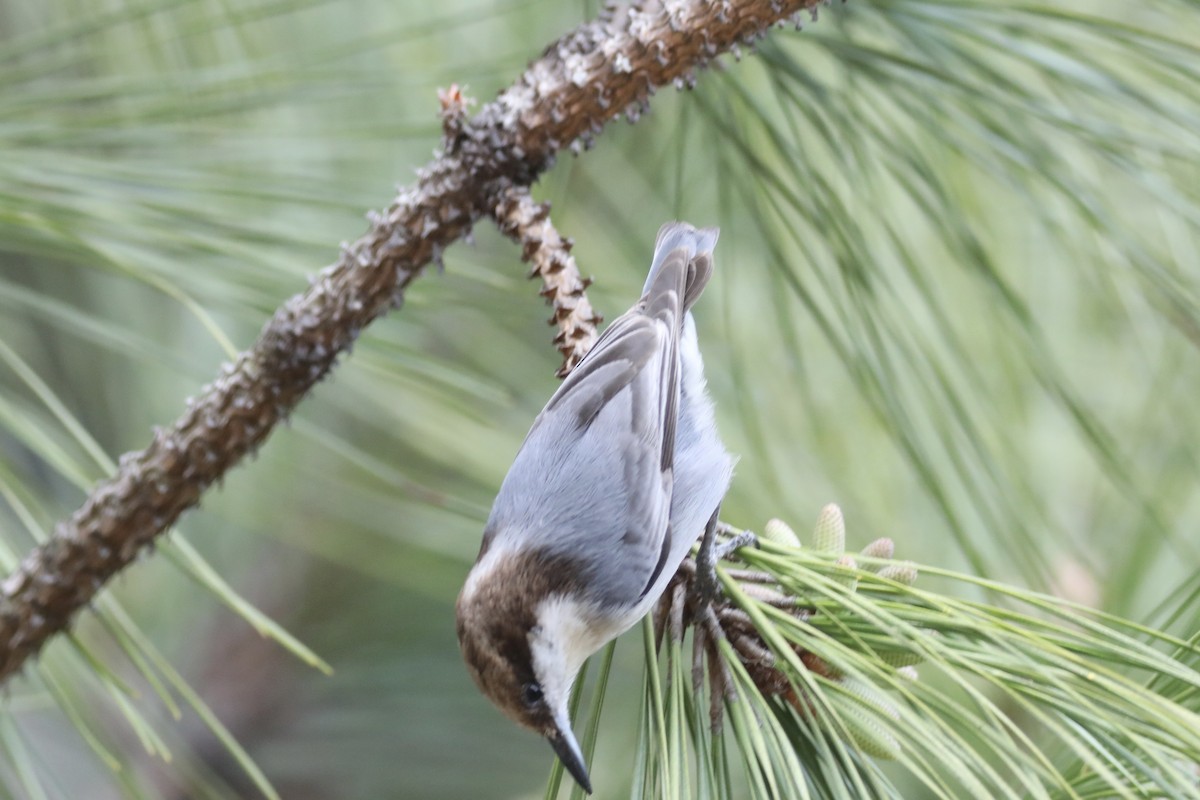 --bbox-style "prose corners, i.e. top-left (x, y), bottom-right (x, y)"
top-left (693, 523), bottom-right (758, 607)
top-left (712, 530), bottom-right (759, 563)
